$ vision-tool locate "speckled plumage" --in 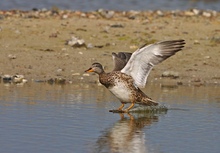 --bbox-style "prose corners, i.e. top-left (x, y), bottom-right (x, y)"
top-left (85, 40), bottom-right (185, 112)
top-left (85, 63), bottom-right (157, 112)
top-left (99, 71), bottom-right (153, 104)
